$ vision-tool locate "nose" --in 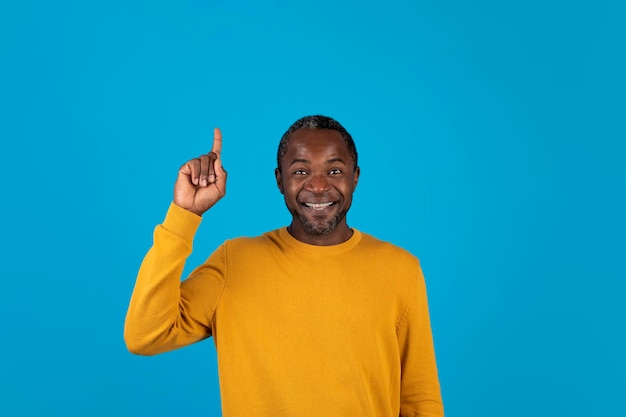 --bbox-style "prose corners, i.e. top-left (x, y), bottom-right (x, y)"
top-left (304, 173), bottom-right (330, 193)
